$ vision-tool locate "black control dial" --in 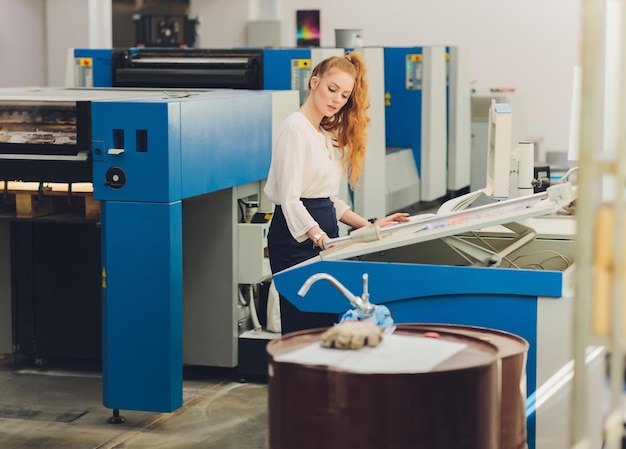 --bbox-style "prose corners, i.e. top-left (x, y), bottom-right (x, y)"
top-left (105, 167), bottom-right (127, 189)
